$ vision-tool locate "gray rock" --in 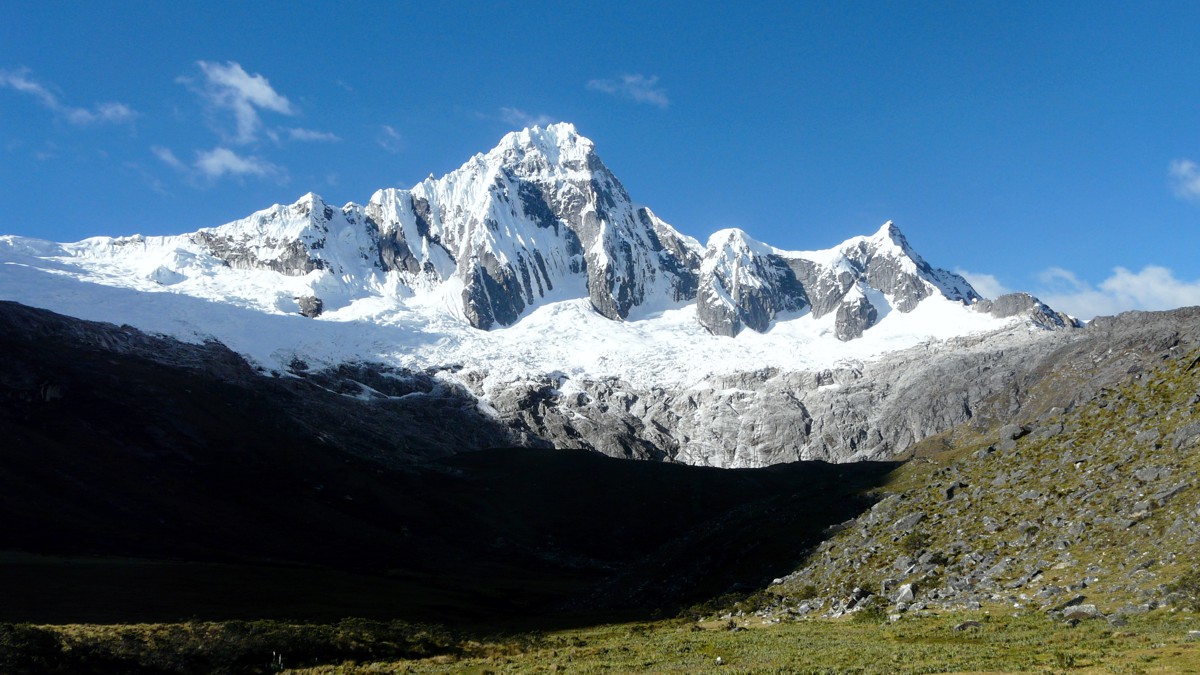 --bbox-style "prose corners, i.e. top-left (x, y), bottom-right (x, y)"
top-left (834, 292), bottom-right (880, 342)
top-left (998, 423), bottom-right (1026, 441)
top-left (463, 305), bottom-right (1200, 468)
top-left (696, 230), bottom-right (808, 337)
top-left (1061, 604), bottom-right (1104, 621)
top-left (892, 512), bottom-right (926, 532)
top-left (894, 583), bottom-right (916, 604)
top-left (974, 292), bottom-right (1079, 329)
top-left (1171, 422), bottom-right (1200, 450)
top-left (1134, 466), bottom-right (1170, 482)
top-left (1051, 595), bottom-right (1087, 612)
top-left (297, 295), bottom-right (324, 318)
